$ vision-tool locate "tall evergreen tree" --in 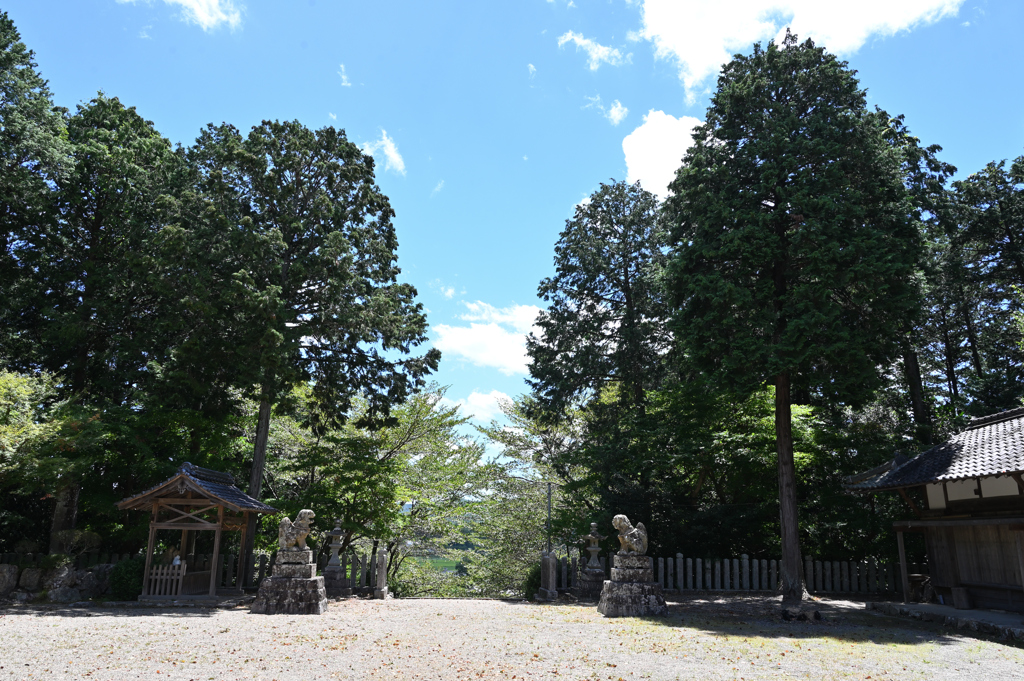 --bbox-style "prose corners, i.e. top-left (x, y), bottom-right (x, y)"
top-left (0, 11), bottom-right (71, 362)
top-left (190, 120), bottom-right (439, 574)
top-left (664, 33), bottom-right (923, 602)
top-left (527, 179), bottom-right (669, 417)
